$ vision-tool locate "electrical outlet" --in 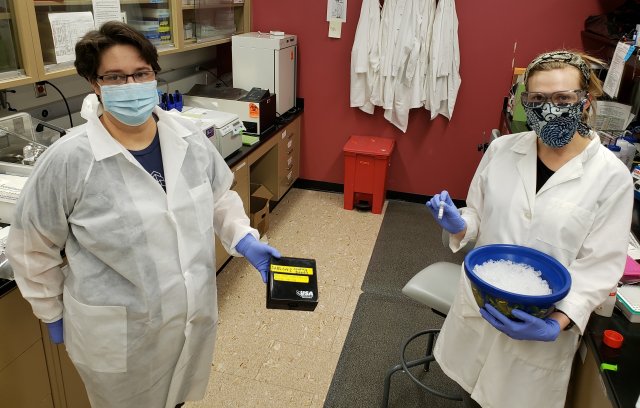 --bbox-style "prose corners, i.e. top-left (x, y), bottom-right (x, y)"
top-left (34, 82), bottom-right (47, 98)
